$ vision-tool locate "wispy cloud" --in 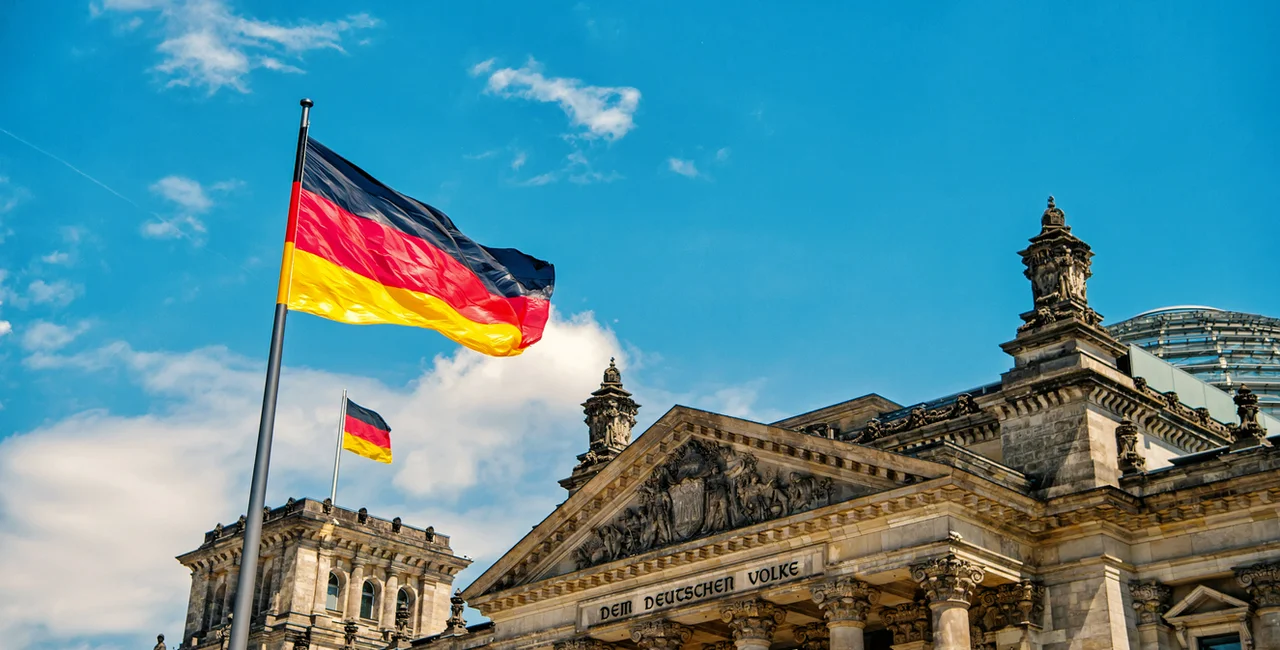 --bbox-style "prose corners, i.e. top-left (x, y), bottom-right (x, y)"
top-left (476, 57), bottom-right (641, 141)
top-left (96, 0), bottom-right (378, 94)
top-left (716, 147), bottom-right (731, 162)
top-left (668, 157), bottom-right (699, 178)
top-left (27, 280), bottom-right (80, 307)
top-left (511, 150), bottom-right (528, 170)
top-left (144, 175), bottom-right (238, 240)
top-left (463, 150), bottom-right (498, 161)
top-left (20, 321), bottom-right (92, 353)
top-left (518, 151), bottom-right (621, 187)
top-left (150, 175), bottom-right (211, 212)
